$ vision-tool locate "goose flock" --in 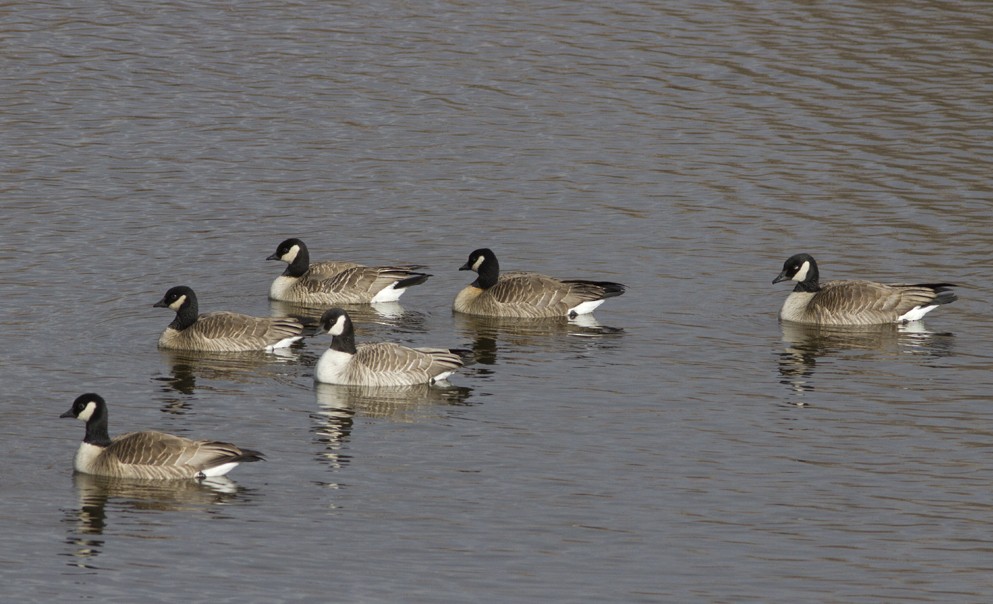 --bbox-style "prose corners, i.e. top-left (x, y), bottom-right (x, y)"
top-left (62, 243), bottom-right (958, 480)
